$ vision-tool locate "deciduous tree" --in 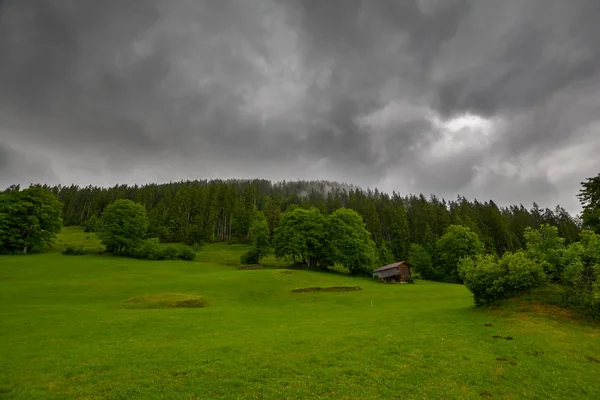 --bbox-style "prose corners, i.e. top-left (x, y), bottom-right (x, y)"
top-left (436, 224), bottom-right (484, 283)
top-left (97, 199), bottom-right (148, 255)
top-left (327, 208), bottom-right (377, 275)
top-left (0, 186), bottom-right (63, 254)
